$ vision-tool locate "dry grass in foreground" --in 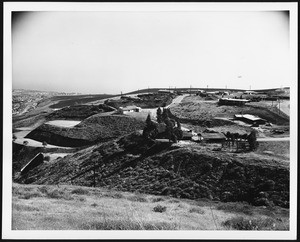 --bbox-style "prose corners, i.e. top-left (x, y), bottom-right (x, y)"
top-left (12, 183), bottom-right (289, 230)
